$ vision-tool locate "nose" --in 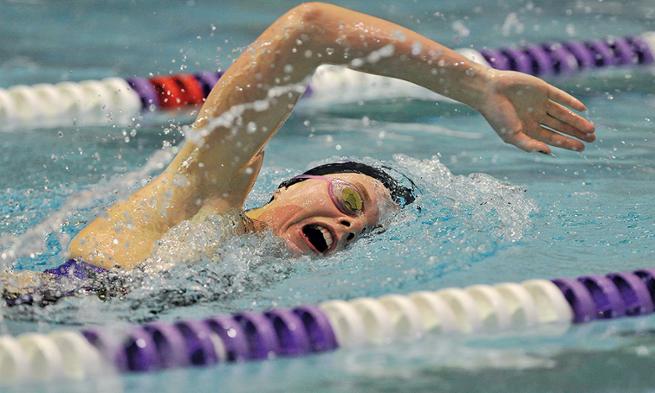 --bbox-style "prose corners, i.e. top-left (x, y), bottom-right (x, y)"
top-left (338, 217), bottom-right (364, 243)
